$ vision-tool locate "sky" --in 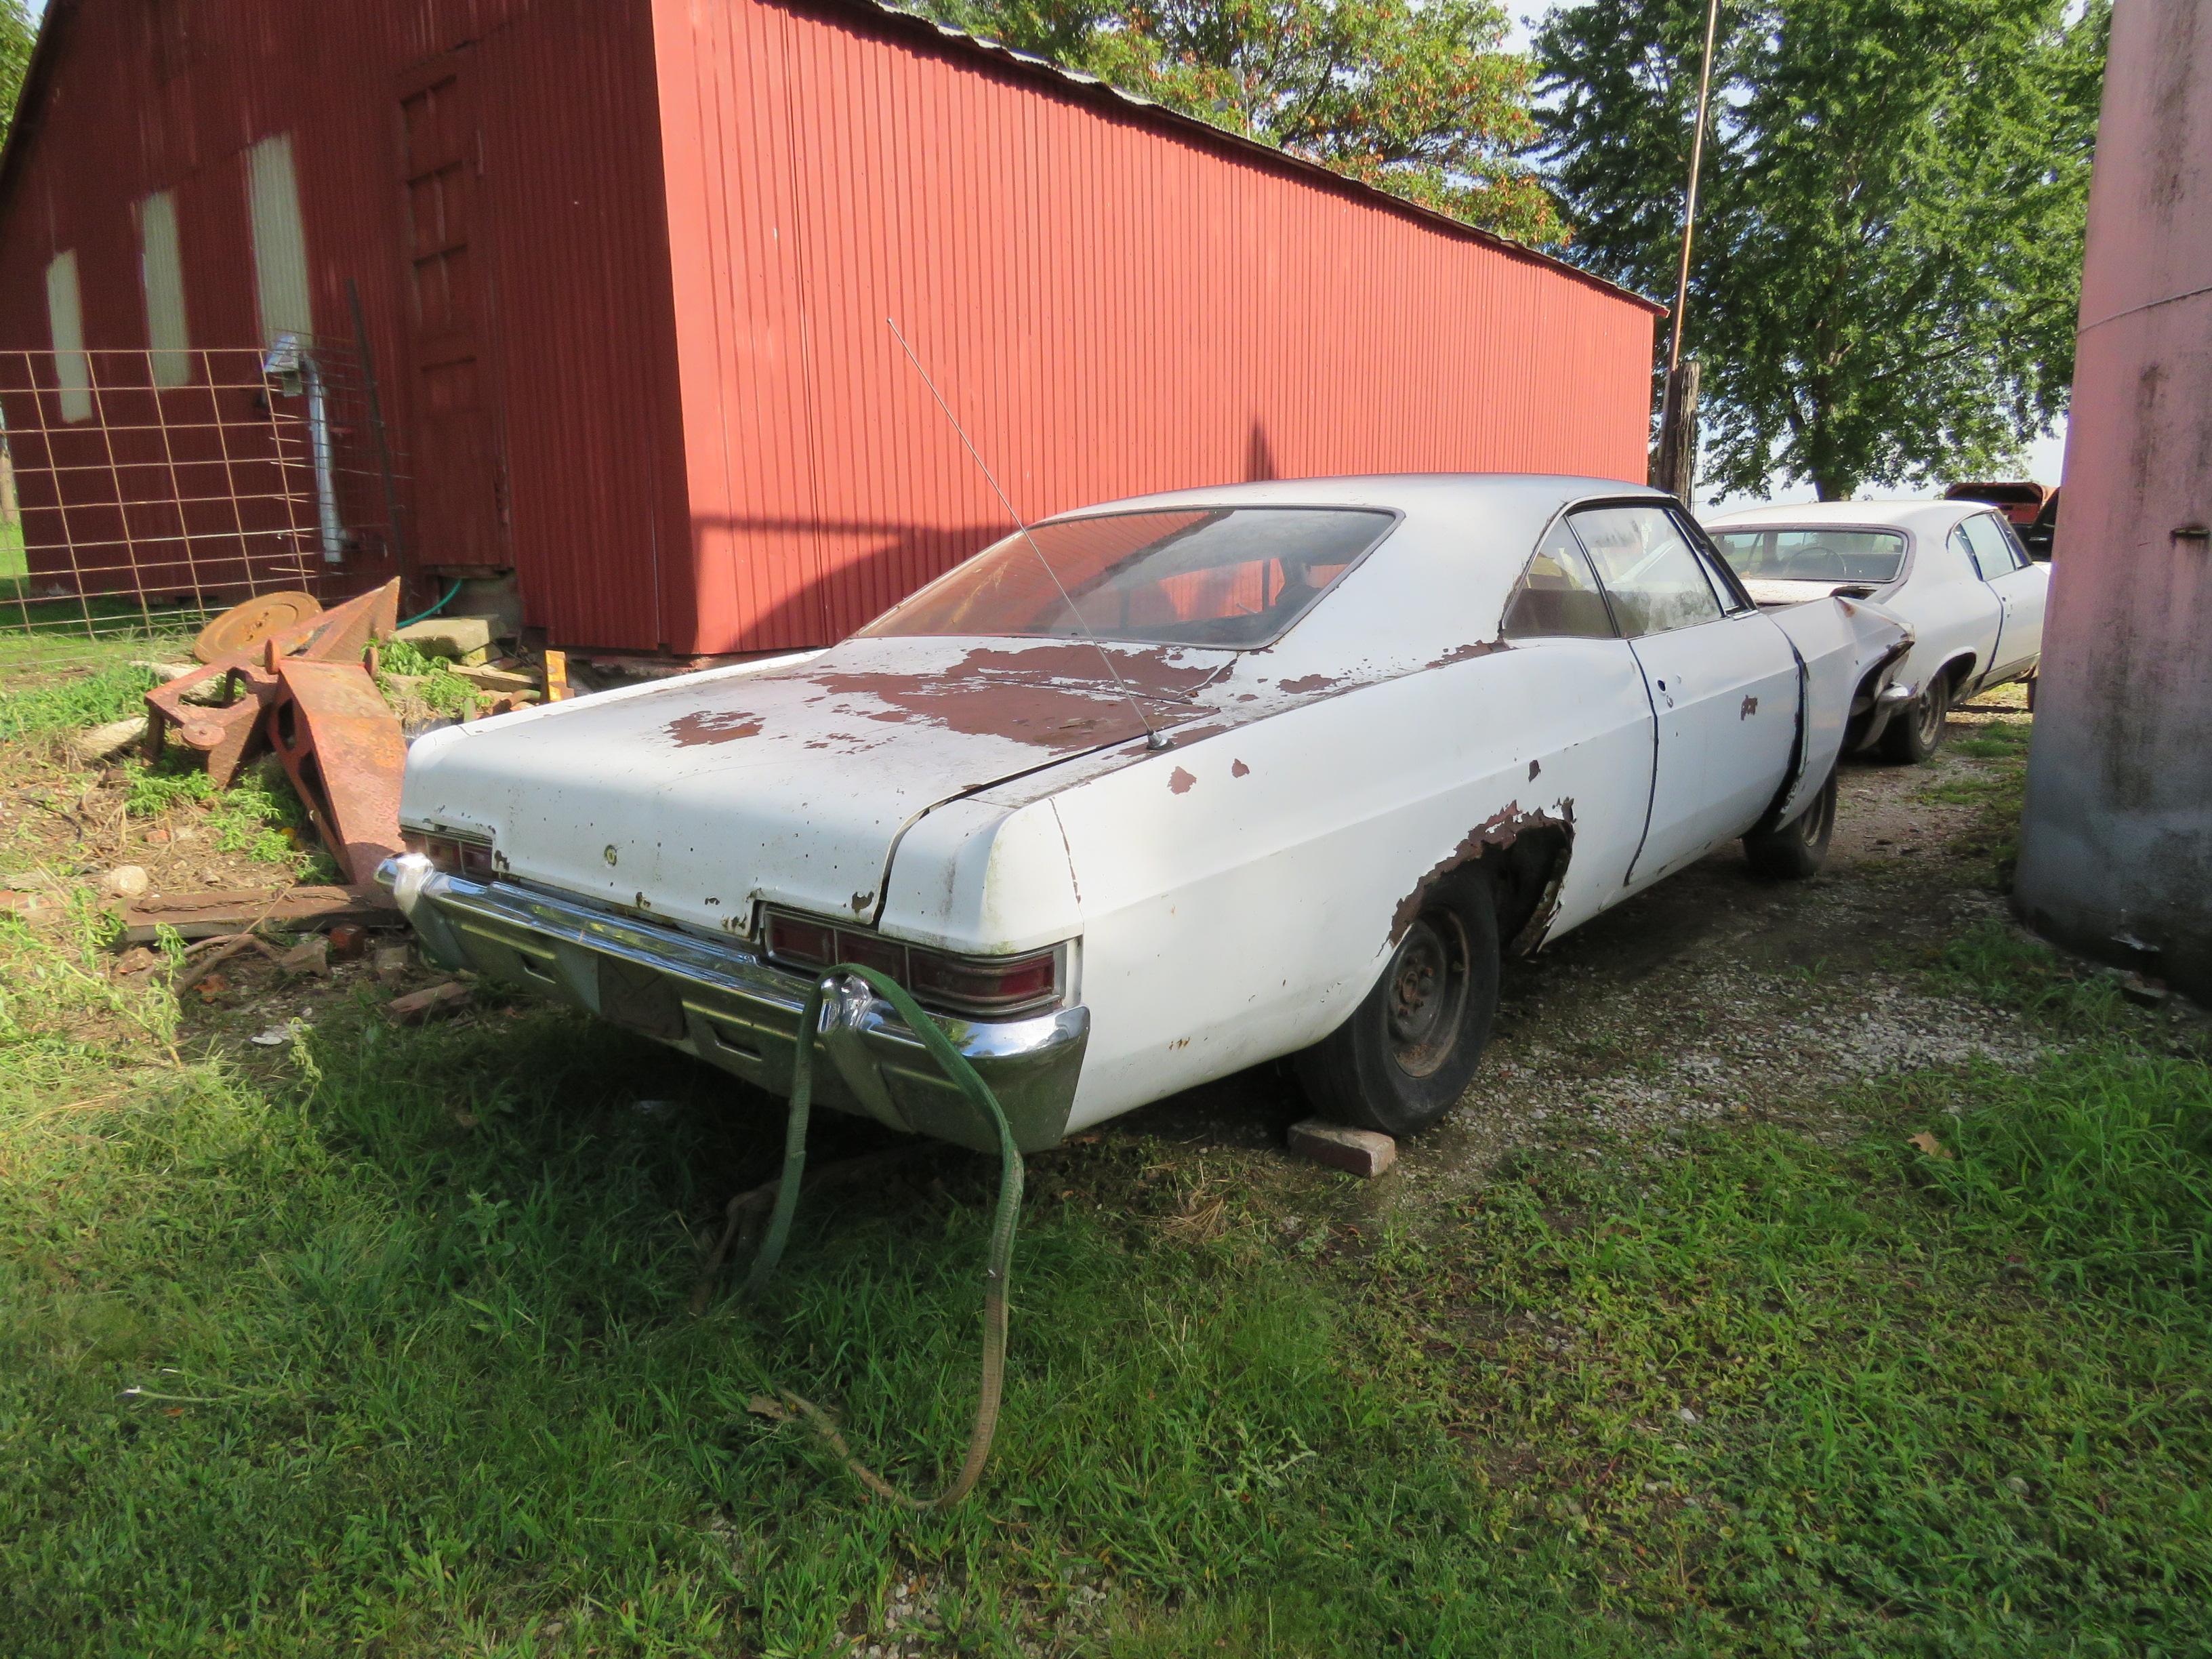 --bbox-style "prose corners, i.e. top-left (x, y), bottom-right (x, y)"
top-left (1504, 3), bottom-right (2068, 508)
